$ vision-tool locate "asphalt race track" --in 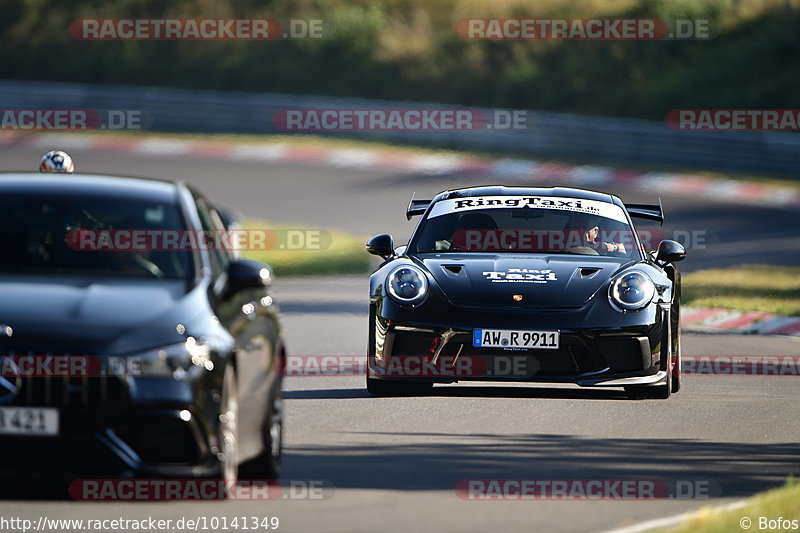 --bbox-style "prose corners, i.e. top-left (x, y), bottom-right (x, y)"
top-left (1, 144), bottom-right (799, 533)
